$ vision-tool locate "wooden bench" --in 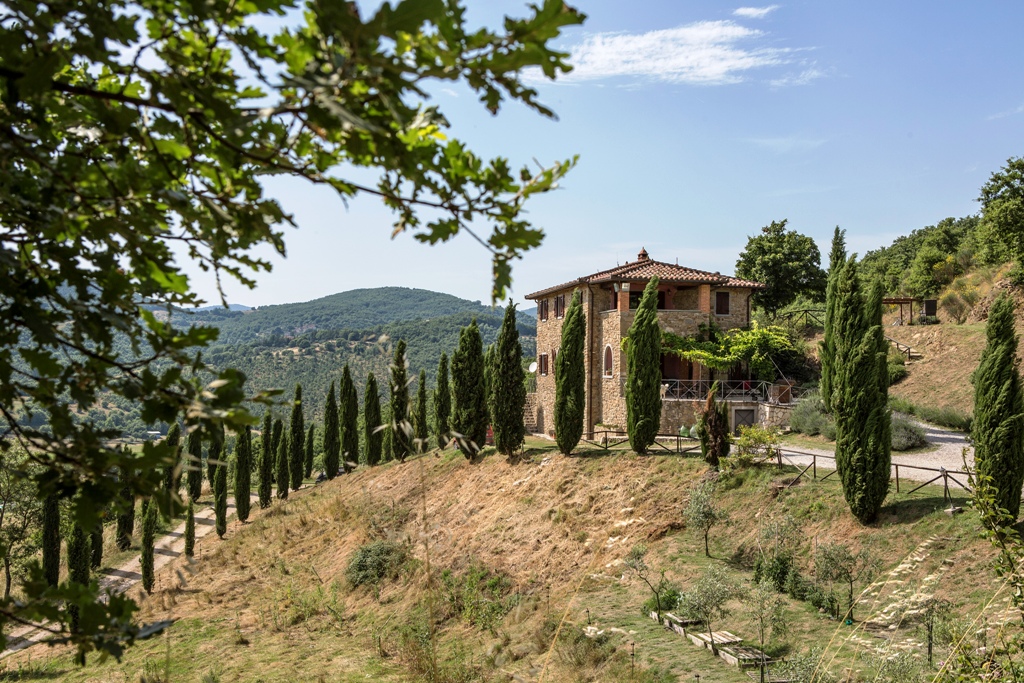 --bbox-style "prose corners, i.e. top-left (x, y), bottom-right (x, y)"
top-left (719, 644), bottom-right (770, 668)
top-left (687, 630), bottom-right (743, 650)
